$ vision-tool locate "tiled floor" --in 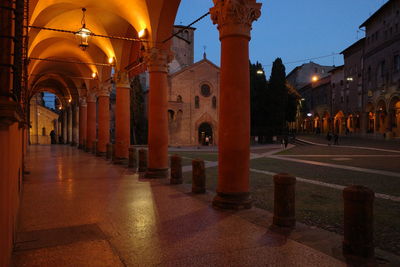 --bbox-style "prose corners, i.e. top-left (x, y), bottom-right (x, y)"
top-left (13, 145), bottom-right (344, 266)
